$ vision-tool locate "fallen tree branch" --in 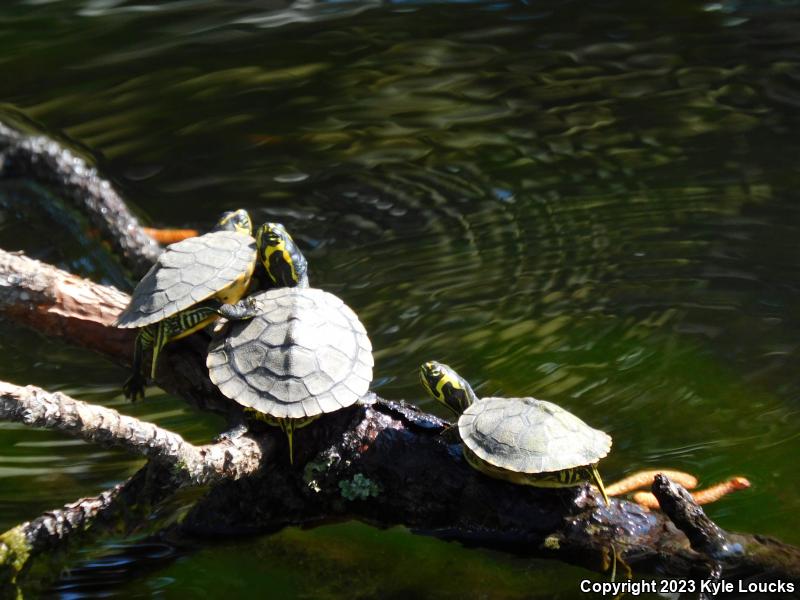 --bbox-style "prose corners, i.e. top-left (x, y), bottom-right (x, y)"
top-left (0, 123), bottom-right (160, 276)
top-left (0, 382), bottom-right (268, 486)
top-left (0, 249), bottom-right (131, 359)
top-left (1, 248), bottom-right (799, 590)
top-left (0, 381), bottom-right (271, 595)
top-left (0, 248), bottom-right (237, 417)
top-left (0, 462), bottom-right (180, 595)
